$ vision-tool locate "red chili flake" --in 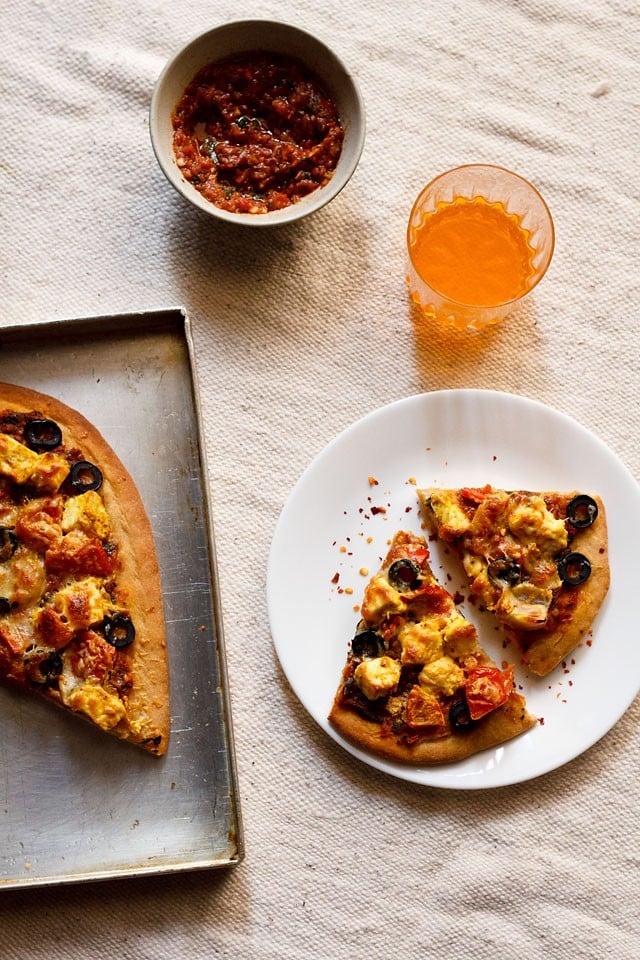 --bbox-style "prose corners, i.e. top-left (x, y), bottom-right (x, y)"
top-left (405, 506), bottom-right (412, 513)
top-left (331, 572), bottom-right (339, 584)
top-left (453, 591), bottom-right (464, 605)
top-left (371, 506), bottom-right (386, 515)
top-left (539, 717), bottom-right (545, 725)
top-left (368, 476), bottom-right (379, 486)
